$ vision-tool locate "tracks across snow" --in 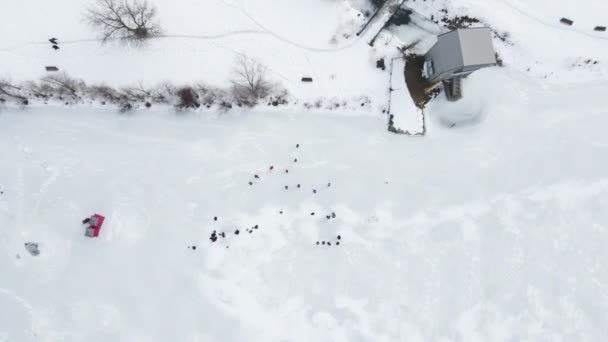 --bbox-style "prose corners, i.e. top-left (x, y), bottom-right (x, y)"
top-left (495, 0), bottom-right (608, 41)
